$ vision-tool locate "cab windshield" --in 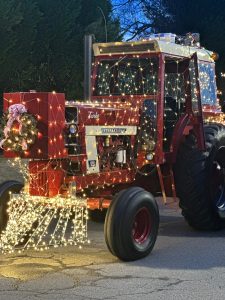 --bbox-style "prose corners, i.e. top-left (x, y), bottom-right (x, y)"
top-left (198, 62), bottom-right (217, 105)
top-left (94, 57), bottom-right (159, 96)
